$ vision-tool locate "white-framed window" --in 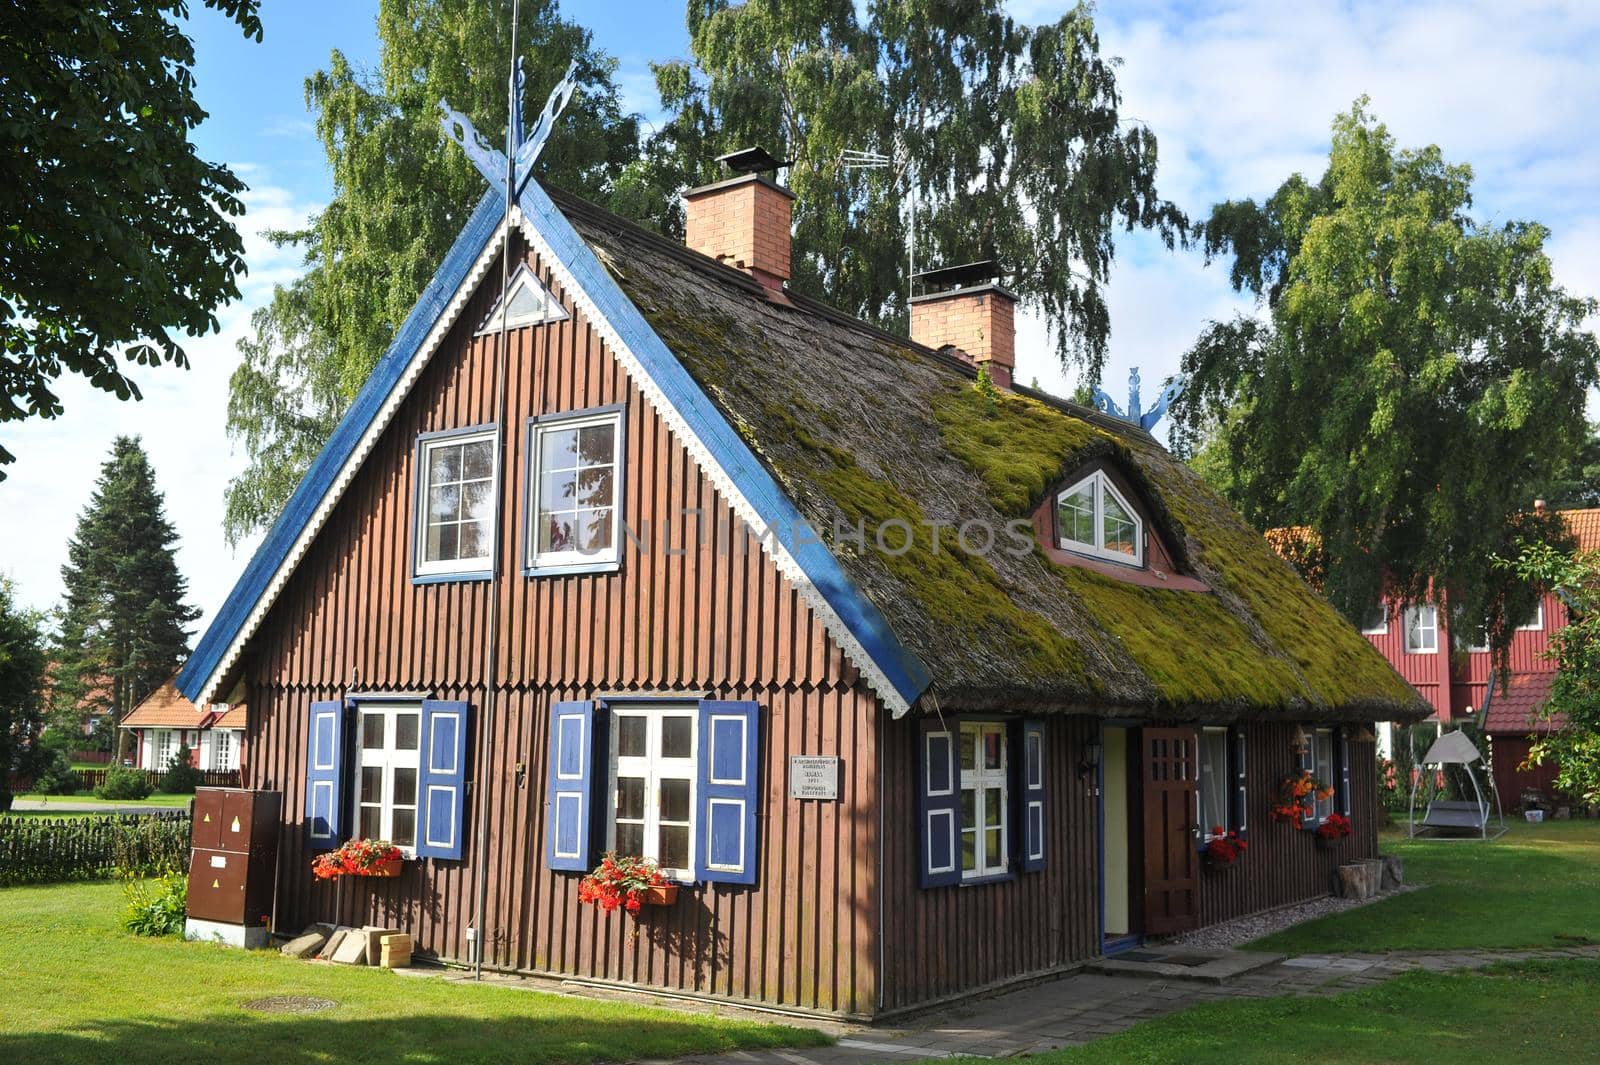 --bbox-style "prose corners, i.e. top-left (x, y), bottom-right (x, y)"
top-left (212, 730), bottom-right (235, 771)
top-left (608, 704), bottom-right (696, 881)
top-left (1055, 469), bottom-right (1143, 567)
top-left (1309, 728), bottom-right (1336, 821)
top-left (474, 263), bottom-right (568, 335)
top-left (527, 409), bottom-right (622, 572)
top-left (1518, 601), bottom-right (1544, 631)
top-left (958, 722), bottom-right (1008, 878)
top-left (415, 428), bottom-right (497, 577)
top-left (1403, 604), bottom-right (1437, 654)
top-left (154, 730), bottom-right (177, 770)
top-left (1198, 727), bottom-right (1231, 838)
top-left (1359, 603), bottom-right (1388, 635)
top-left (355, 703), bottom-right (421, 852)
